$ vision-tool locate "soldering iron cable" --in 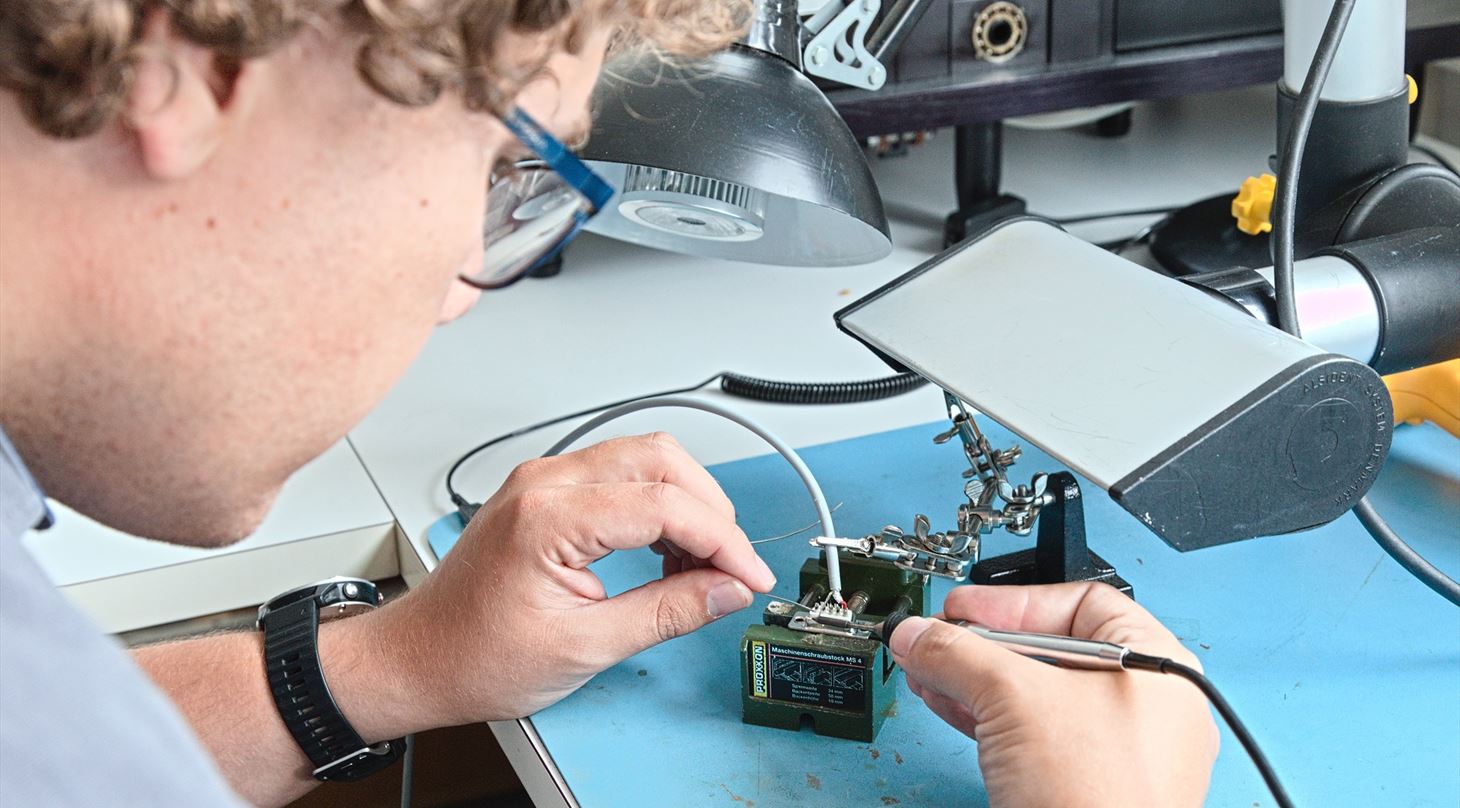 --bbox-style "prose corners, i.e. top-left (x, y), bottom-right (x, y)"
top-left (541, 396), bottom-right (843, 599)
top-left (872, 617), bottom-right (1297, 808)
